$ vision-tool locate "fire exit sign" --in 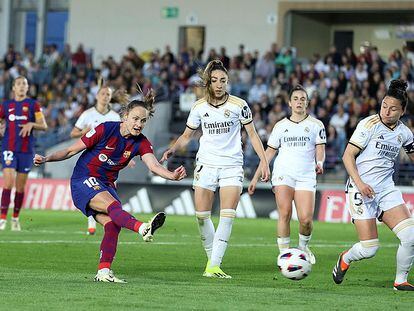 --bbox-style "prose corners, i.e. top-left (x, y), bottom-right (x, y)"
top-left (162, 7), bottom-right (179, 18)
